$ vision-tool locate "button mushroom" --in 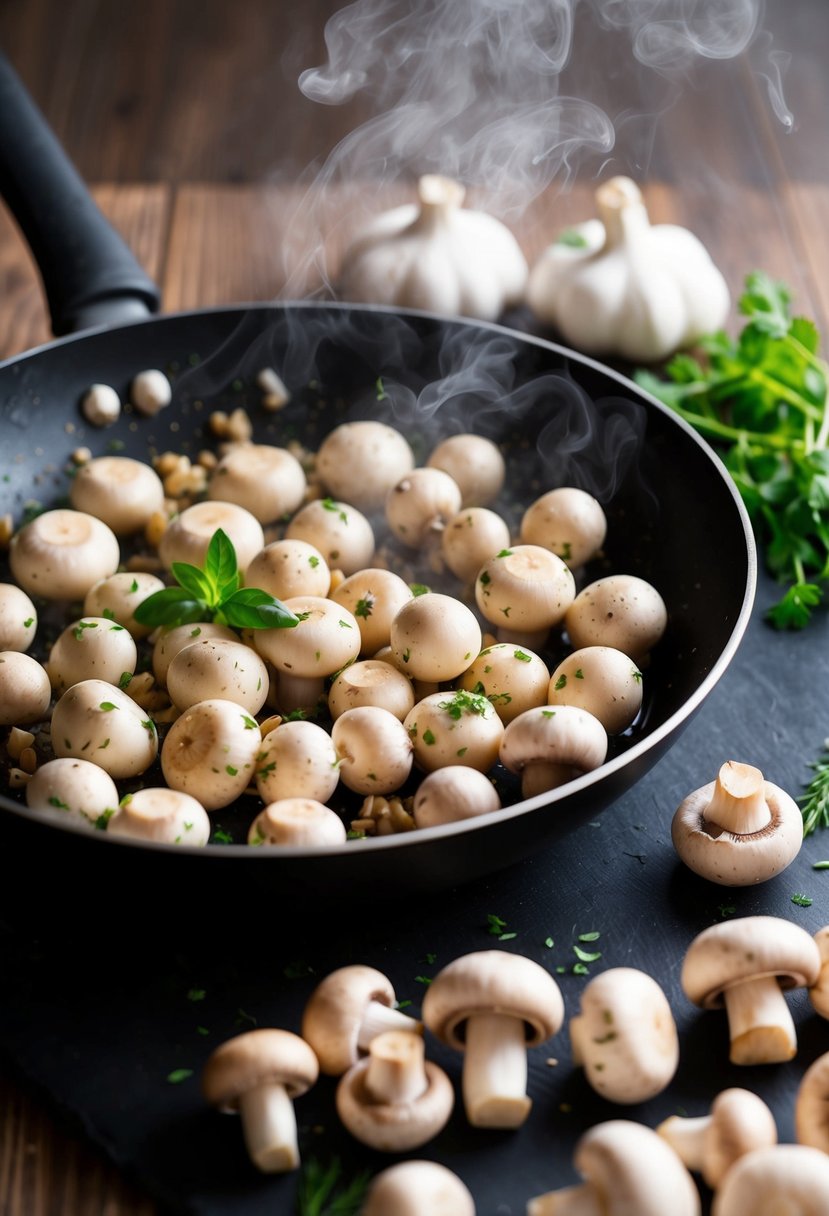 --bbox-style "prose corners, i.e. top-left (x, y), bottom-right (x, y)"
top-left (286, 498), bottom-right (375, 576)
top-left (441, 508), bottom-right (513, 585)
top-left (569, 967), bottom-right (678, 1103)
top-left (404, 690), bottom-right (504, 774)
top-left (336, 1029), bottom-right (454, 1151)
top-left (658, 1088), bottom-right (777, 1188)
top-left (10, 508), bottom-right (120, 601)
top-left (315, 421), bottom-right (415, 511)
top-left (202, 1028), bottom-right (318, 1173)
top-left (302, 964), bottom-right (422, 1077)
top-left (107, 787), bottom-right (210, 846)
top-left (475, 545), bottom-right (575, 633)
top-left (255, 720), bottom-right (340, 804)
top-left (390, 592), bottom-right (481, 683)
top-left (69, 455), bottom-right (165, 534)
top-left (386, 467), bottom-right (462, 548)
top-left (672, 761), bottom-right (803, 886)
top-left (245, 539), bottom-right (331, 602)
top-left (52, 679), bottom-right (158, 778)
top-left (808, 925), bottom-right (829, 1018)
top-left (520, 486), bottom-right (607, 568)
top-left (45, 617), bottom-right (138, 695)
top-left (25, 757), bottom-right (119, 831)
top-left (158, 501), bottom-right (264, 576)
top-left (207, 444), bottom-right (306, 524)
top-left (499, 705), bottom-right (608, 797)
top-left (0, 583), bottom-right (37, 653)
top-left (681, 915), bottom-right (821, 1065)
top-left (457, 643), bottom-right (550, 724)
top-left (413, 767), bottom-right (501, 828)
top-left (565, 574), bottom-right (667, 664)
top-left (254, 596), bottom-right (361, 712)
top-left (360, 1161), bottom-right (475, 1216)
top-left (166, 637), bottom-right (269, 714)
top-left (527, 1120), bottom-right (701, 1216)
top-left (421, 949), bottom-right (564, 1128)
top-left (328, 660), bottom-right (415, 722)
top-left (130, 368), bottom-right (172, 416)
top-left (330, 569), bottom-right (413, 656)
top-left (795, 1051), bottom-right (829, 1152)
top-left (427, 433), bottom-right (505, 508)
top-left (331, 706), bottom-right (413, 795)
top-left (0, 651), bottom-right (51, 726)
top-left (547, 646), bottom-right (643, 735)
top-left (152, 621), bottom-right (238, 687)
top-left (161, 698), bottom-right (261, 810)
top-left (711, 1144), bottom-right (829, 1216)
top-left (247, 798), bottom-right (347, 847)
top-left (84, 572), bottom-right (166, 640)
